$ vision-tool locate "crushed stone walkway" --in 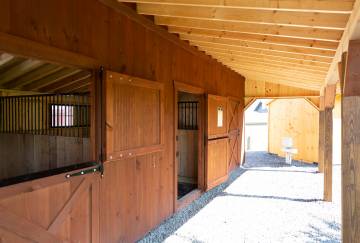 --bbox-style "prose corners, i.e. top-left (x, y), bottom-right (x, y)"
top-left (139, 152), bottom-right (341, 243)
